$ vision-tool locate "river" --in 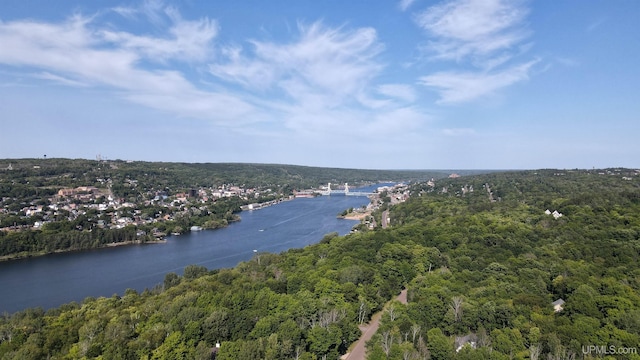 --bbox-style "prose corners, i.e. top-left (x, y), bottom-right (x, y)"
top-left (0, 185), bottom-right (383, 314)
